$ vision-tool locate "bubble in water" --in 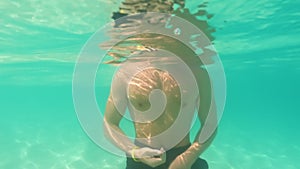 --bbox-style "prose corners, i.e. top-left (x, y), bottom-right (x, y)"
top-left (174, 28), bottom-right (181, 35)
